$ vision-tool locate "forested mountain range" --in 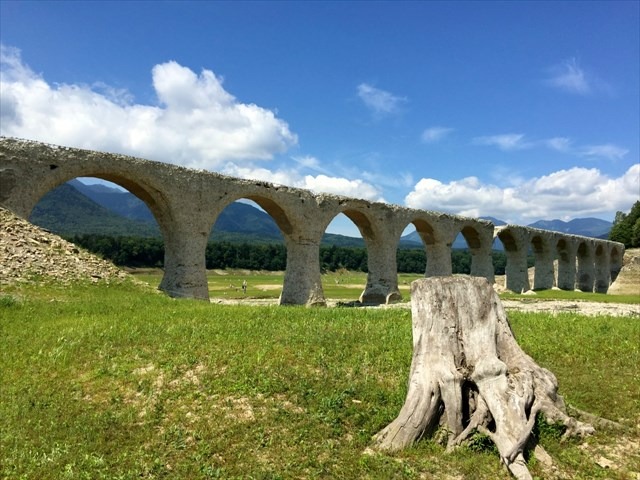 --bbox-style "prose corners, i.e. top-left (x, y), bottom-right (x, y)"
top-left (526, 218), bottom-right (612, 238)
top-left (29, 180), bottom-right (380, 247)
top-left (29, 180), bottom-right (612, 246)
